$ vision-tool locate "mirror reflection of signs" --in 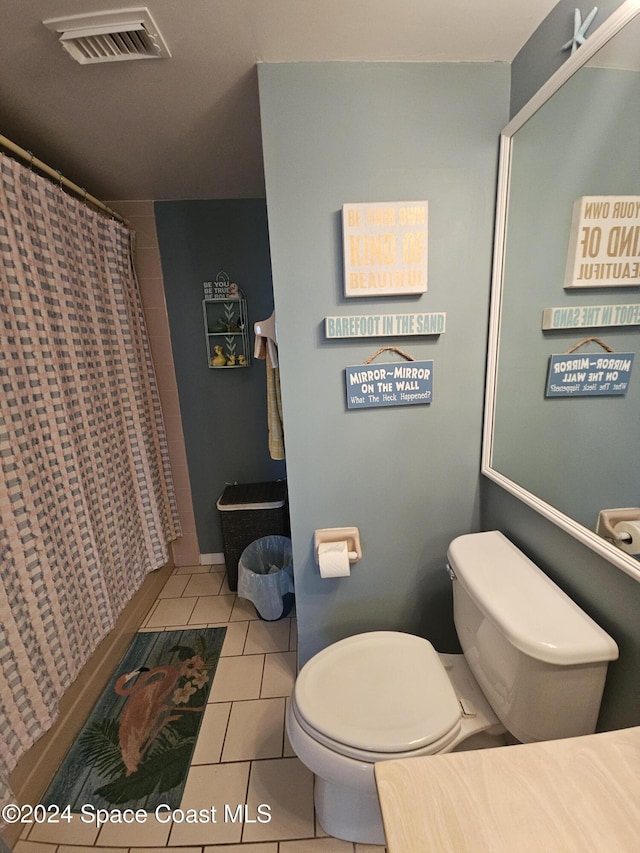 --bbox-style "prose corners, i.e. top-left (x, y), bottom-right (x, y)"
top-left (546, 352), bottom-right (634, 396)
